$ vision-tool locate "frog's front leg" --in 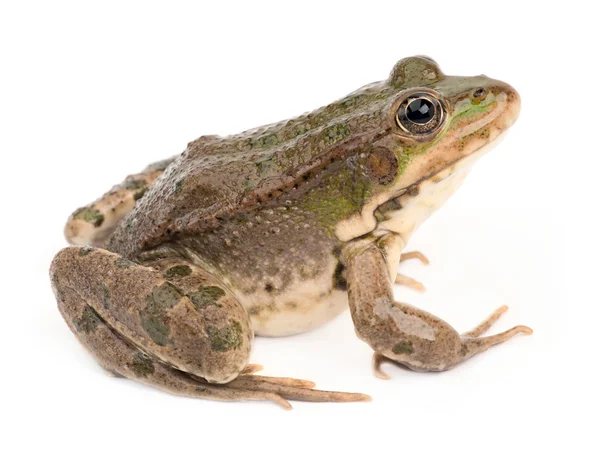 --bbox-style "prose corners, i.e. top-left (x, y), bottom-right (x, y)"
top-left (345, 243), bottom-right (532, 376)
top-left (50, 247), bottom-right (369, 408)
